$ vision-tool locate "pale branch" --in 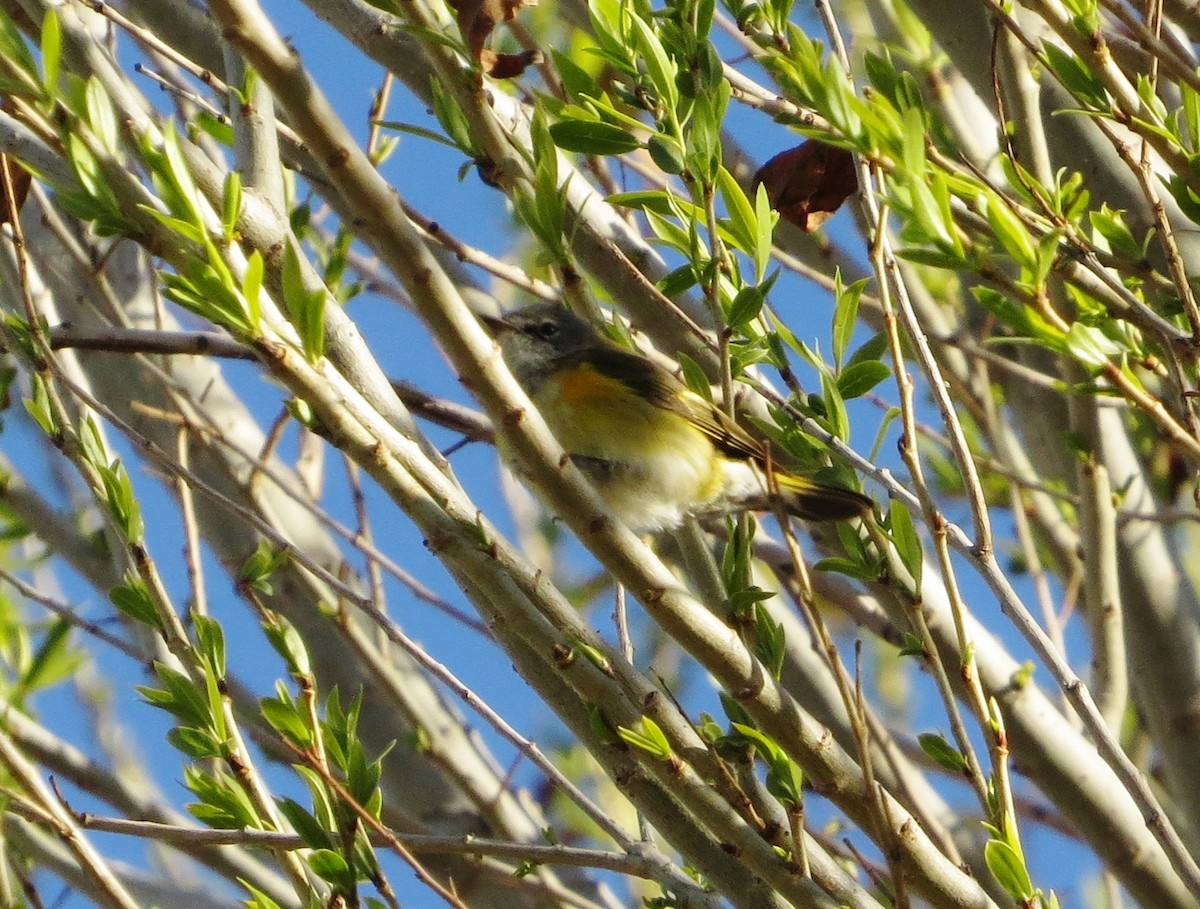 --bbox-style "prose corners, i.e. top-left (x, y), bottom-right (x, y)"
top-left (0, 567), bottom-right (142, 660)
top-left (0, 731), bottom-right (141, 909)
top-left (68, 814), bottom-right (688, 879)
top-left (48, 324), bottom-right (497, 442)
top-left (1, 705), bottom-right (298, 907)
